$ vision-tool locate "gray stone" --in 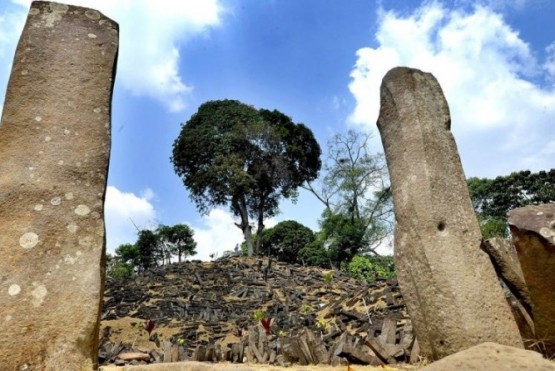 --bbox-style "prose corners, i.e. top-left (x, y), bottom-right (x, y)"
top-left (376, 67), bottom-right (522, 360)
top-left (509, 204), bottom-right (555, 357)
top-left (0, 1), bottom-right (118, 370)
top-left (418, 342), bottom-right (555, 371)
top-left (481, 237), bottom-right (535, 342)
top-left (481, 237), bottom-right (531, 309)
